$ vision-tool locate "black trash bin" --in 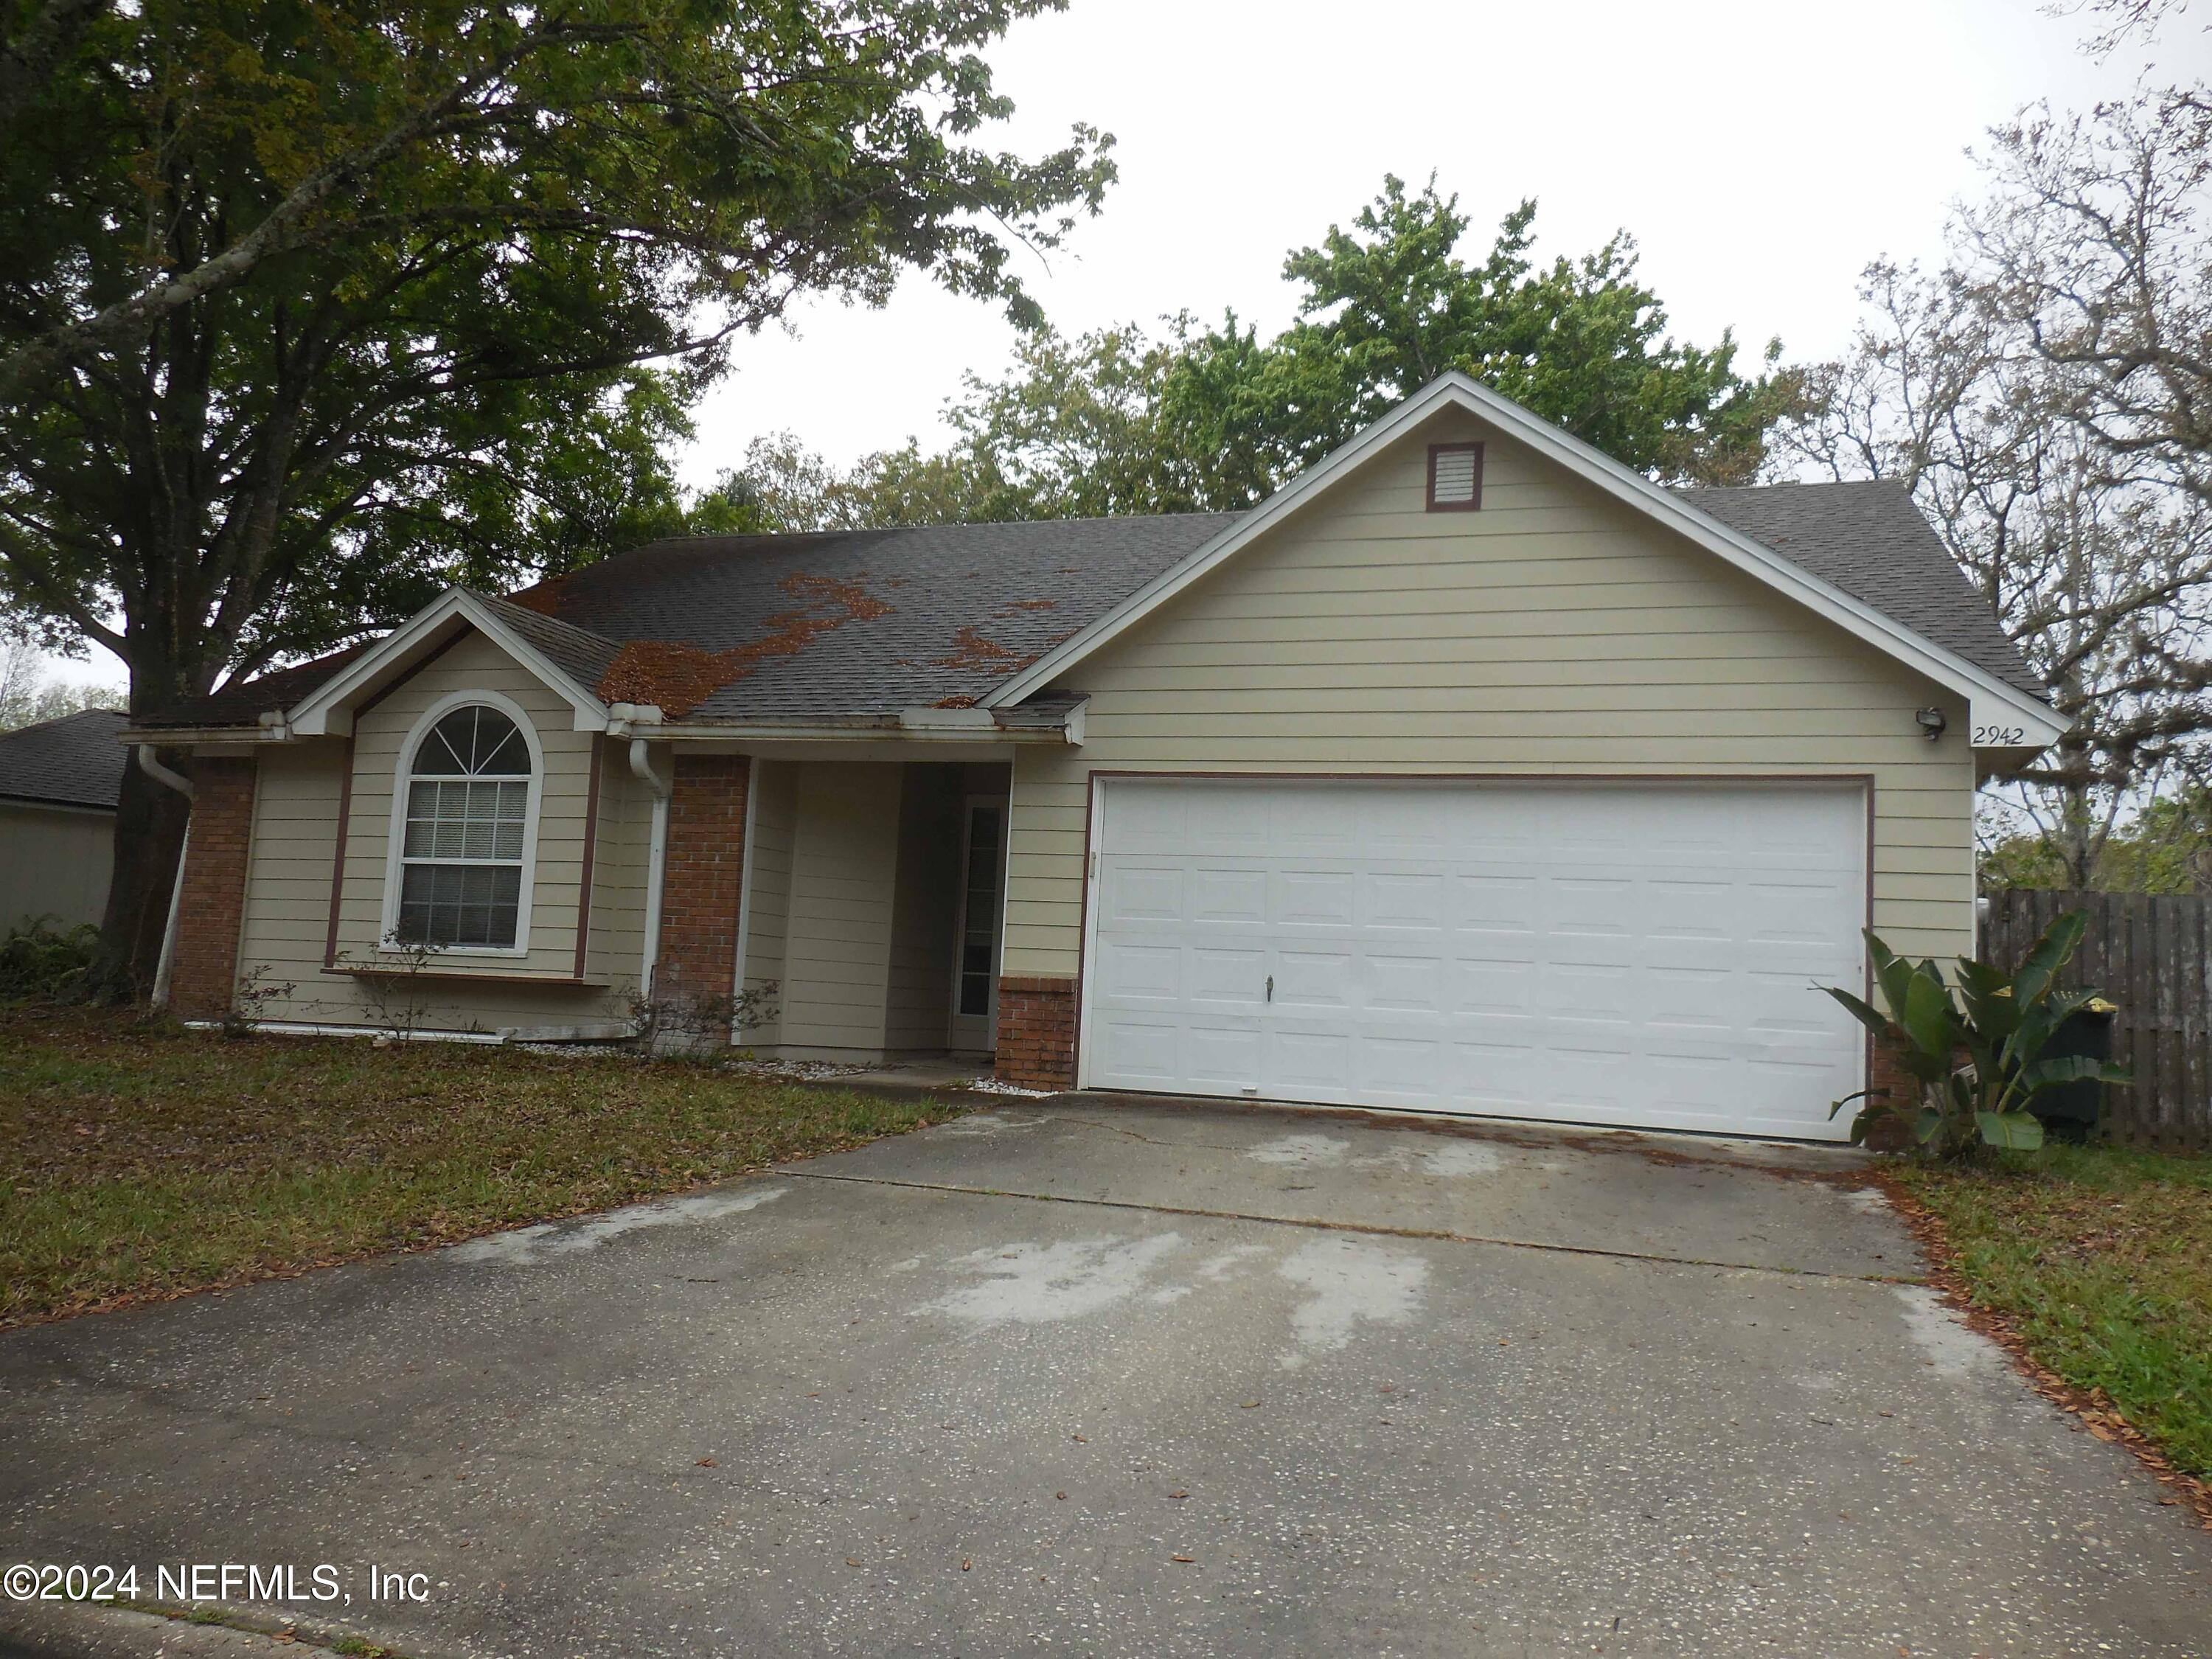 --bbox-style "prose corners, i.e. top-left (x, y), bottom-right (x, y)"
top-left (2030, 1002), bottom-right (2117, 1144)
